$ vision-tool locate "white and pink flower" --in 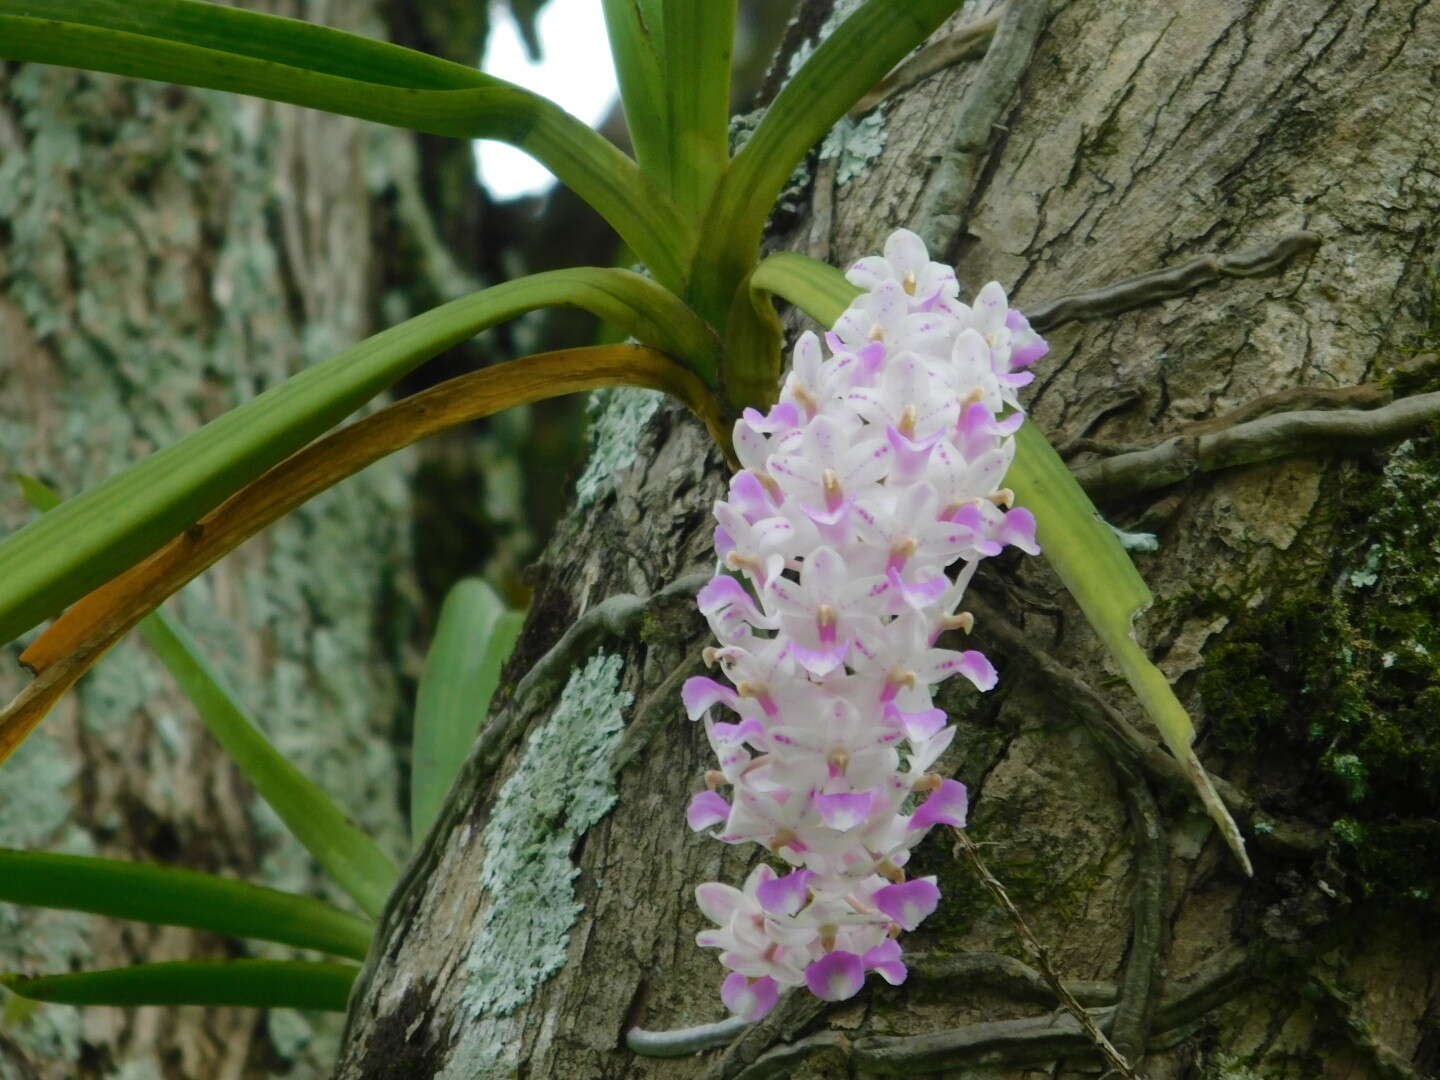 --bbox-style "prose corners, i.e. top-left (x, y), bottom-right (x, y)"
top-left (686, 230), bottom-right (1045, 1019)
